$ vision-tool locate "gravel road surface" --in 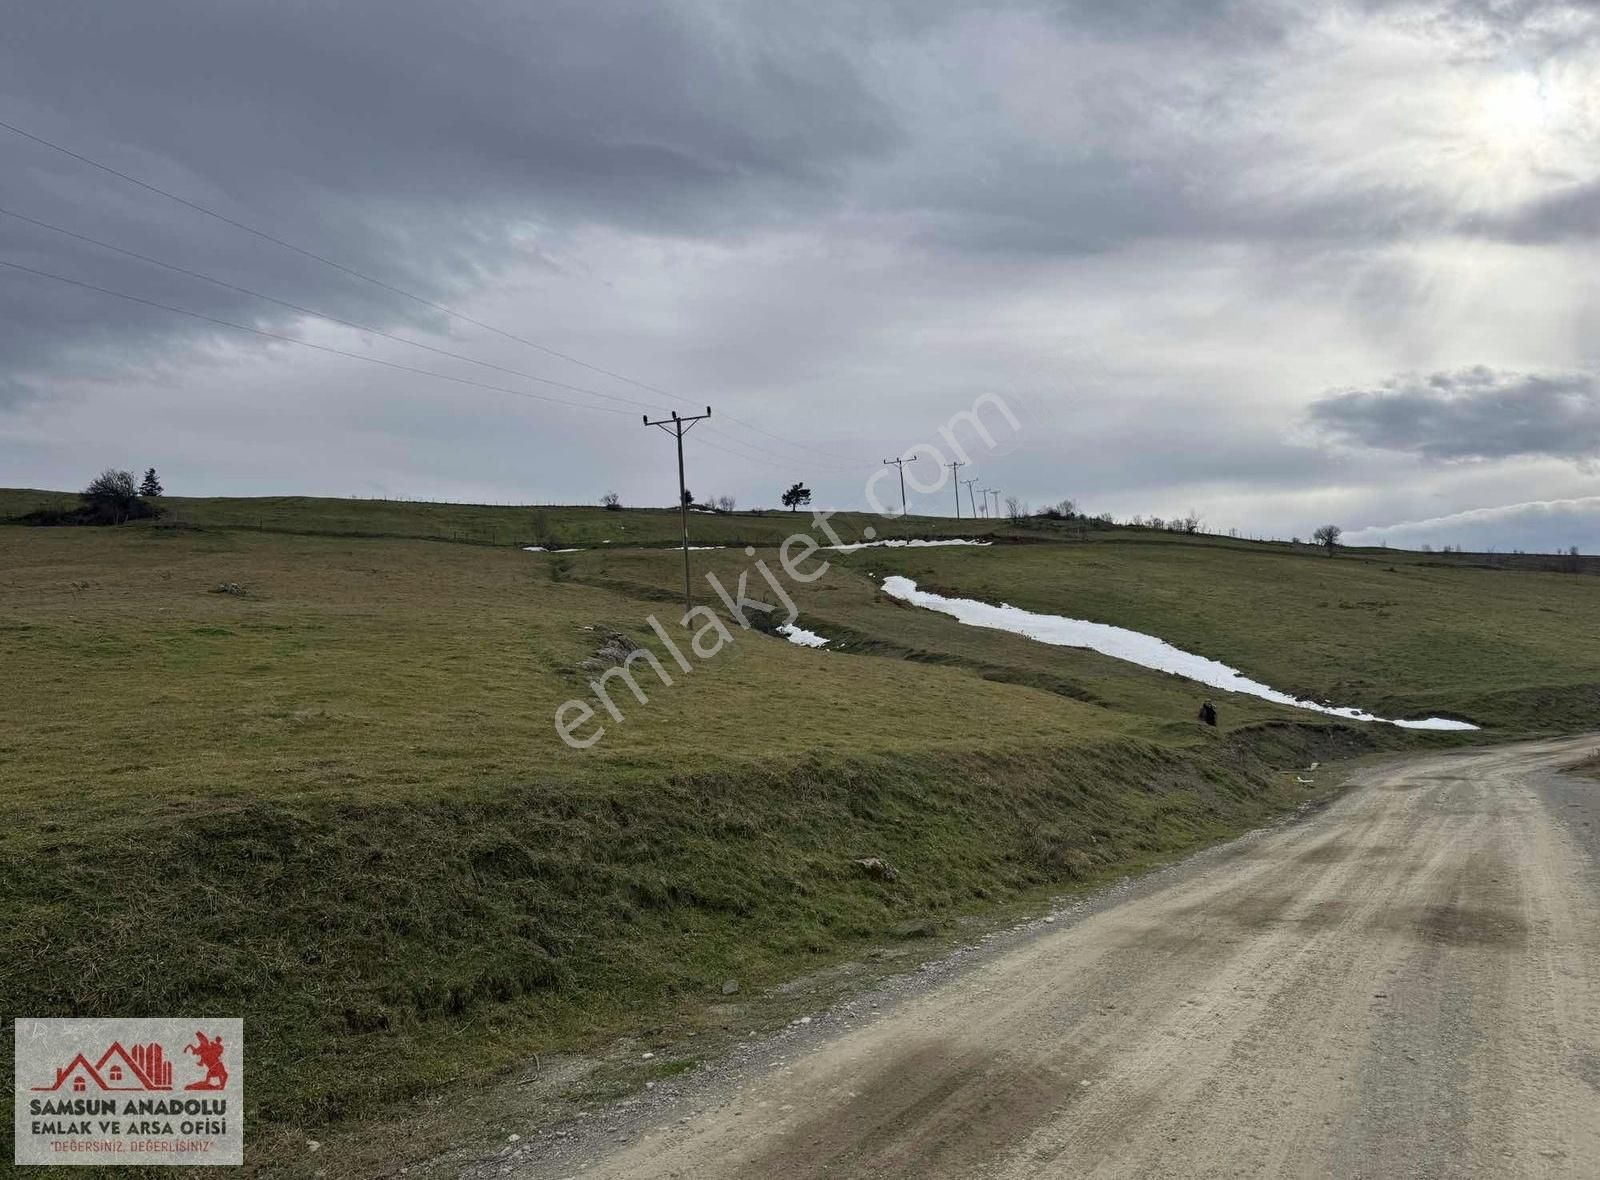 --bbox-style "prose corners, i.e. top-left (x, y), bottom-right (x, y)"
top-left (511, 735), bottom-right (1600, 1179)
